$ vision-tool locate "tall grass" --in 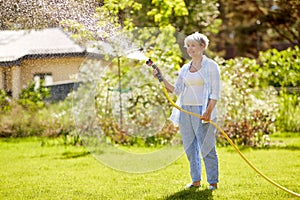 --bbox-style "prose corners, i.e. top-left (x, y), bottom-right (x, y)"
top-left (276, 91), bottom-right (300, 132)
